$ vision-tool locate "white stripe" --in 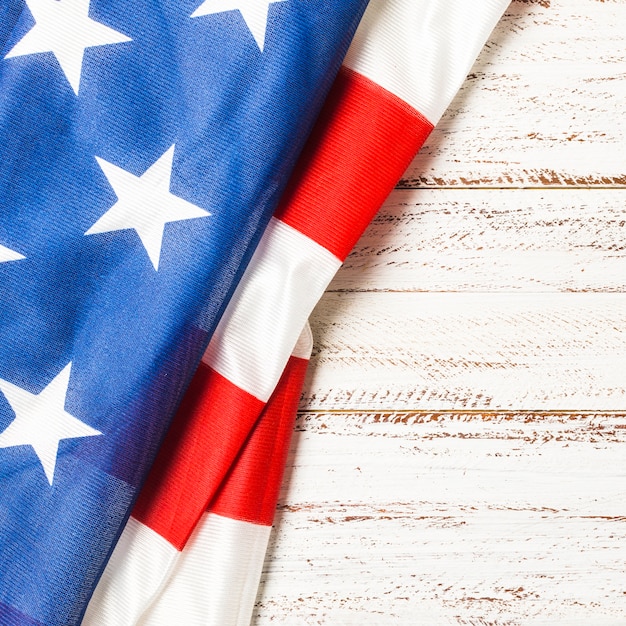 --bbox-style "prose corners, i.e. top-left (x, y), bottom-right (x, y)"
top-left (291, 320), bottom-right (314, 360)
top-left (83, 518), bottom-right (177, 625)
top-left (344, 0), bottom-right (509, 124)
top-left (138, 513), bottom-right (271, 626)
top-left (202, 217), bottom-right (340, 402)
